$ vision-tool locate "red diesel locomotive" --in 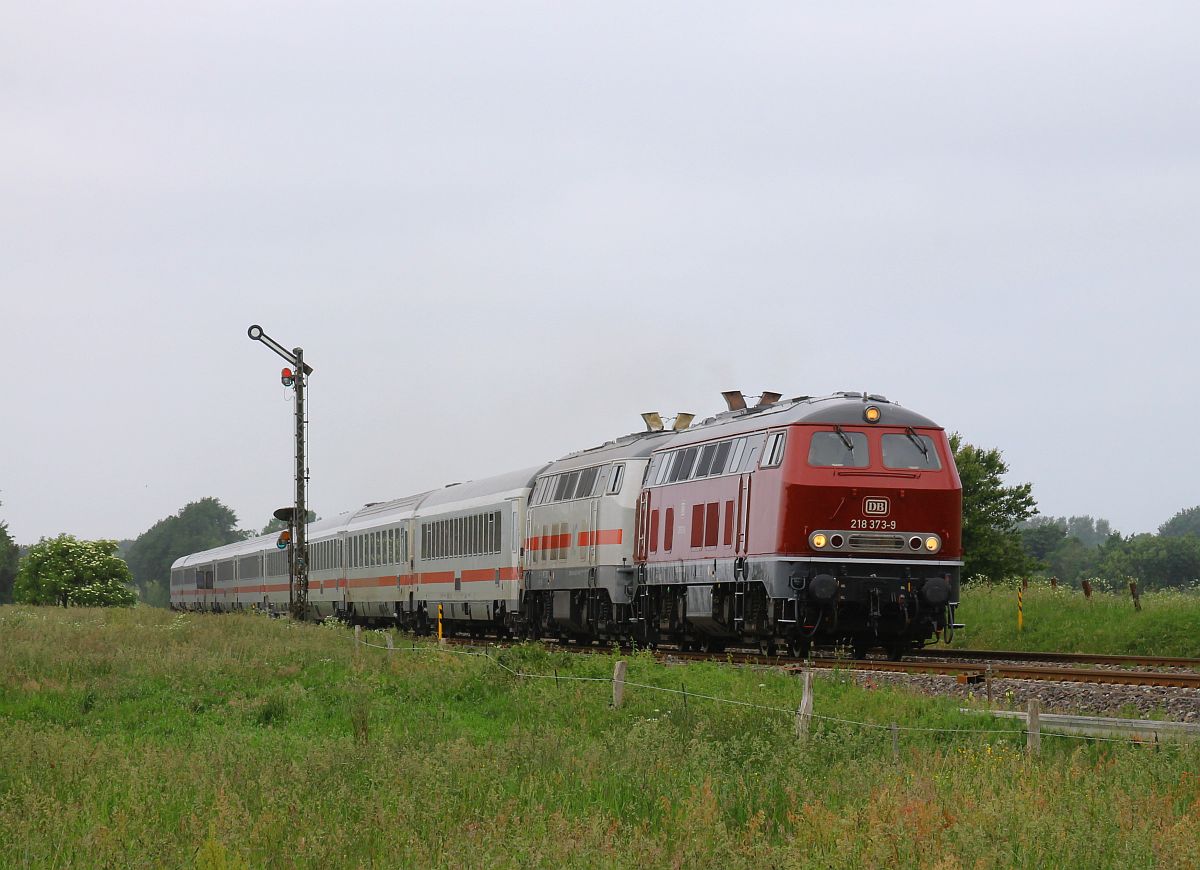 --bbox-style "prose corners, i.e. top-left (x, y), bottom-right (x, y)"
top-left (633, 391), bottom-right (962, 658)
